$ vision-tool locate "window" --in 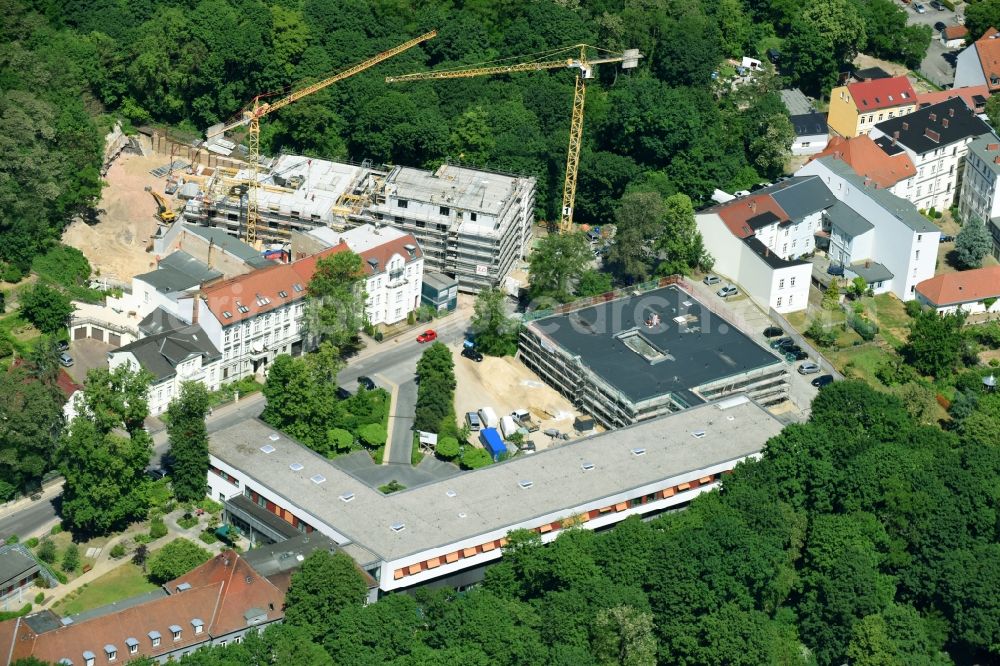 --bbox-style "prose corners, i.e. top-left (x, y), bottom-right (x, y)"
top-left (470, 212), bottom-right (478, 221)
top-left (782, 243), bottom-right (788, 254)
top-left (790, 277), bottom-right (796, 287)
top-left (778, 279), bottom-right (785, 289)
top-left (777, 297), bottom-right (783, 307)
top-left (788, 295), bottom-right (793, 305)
top-left (397, 199), bottom-right (408, 209)
top-left (918, 234), bottom-right (922, 242)
top-left (439, 206), bottom-right (450, 216)
top-left (152, 638), bottom-right (160, 648)
top-left (128, 642), bottom-right (138, 655)
top-left (916, 250), bottom-right (920, 259)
